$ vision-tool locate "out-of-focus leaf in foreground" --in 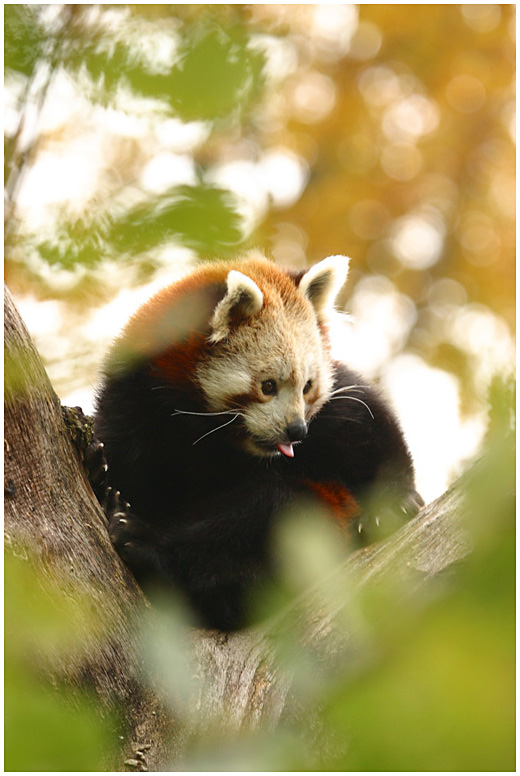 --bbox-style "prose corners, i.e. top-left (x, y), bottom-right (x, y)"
top-left (64, 14), bottom-right (265, 123)
top-left (178, 377), bottom-right (515, 772)
top-left (303, 378), bottom-right (516, 772)
top-left (34, 184), bottom-right (244, 269)
top-left (108, 184), bottom-right (244, 255)
top-left (4, 555), bottom-right (116, 771)
top-left (4, 4), bottom-right (45, 78)
top-left (164, 23), bottom-right (265, 122)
